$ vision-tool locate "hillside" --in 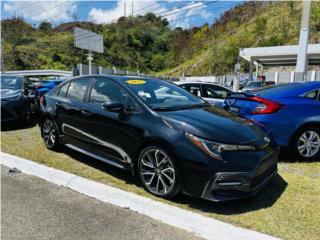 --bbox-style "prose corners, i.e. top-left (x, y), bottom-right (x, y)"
top-left (1, 2), bottom-right (320, 76)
